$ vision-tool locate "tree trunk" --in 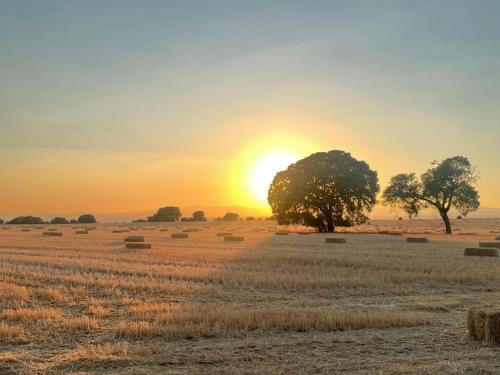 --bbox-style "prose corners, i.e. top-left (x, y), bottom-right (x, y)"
top-left (326, 217), bottom-right (335, 233)
top-left (440, 210), bottom-right (452, 234)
